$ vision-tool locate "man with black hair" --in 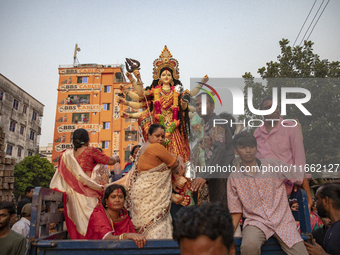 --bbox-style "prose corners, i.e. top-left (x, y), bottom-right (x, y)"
top-left (228, 131), bottom-right (309, 255)
top-left (12, 203), bottom-right (31, 247)
top-left (305, 183), bottom-right (340, 255)
top-left (173, 202), bottom-right (235, 255)
top-left (0, 201), bottom-right (26, 255)
top-left (17, 185), bottom-right (35, 217)
top-left (191, 93), bottom-right (234, 203)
